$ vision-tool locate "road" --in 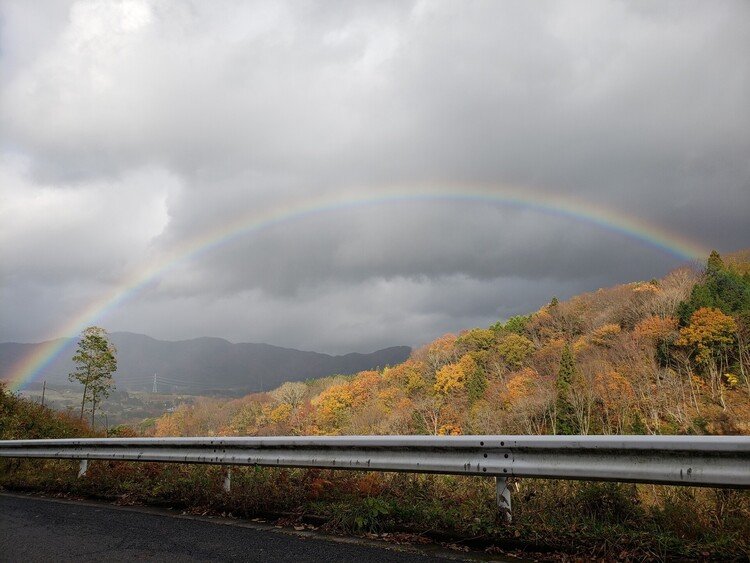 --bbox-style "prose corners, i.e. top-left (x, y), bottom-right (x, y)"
top-left (0, 493), bottom-right (471, 562)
